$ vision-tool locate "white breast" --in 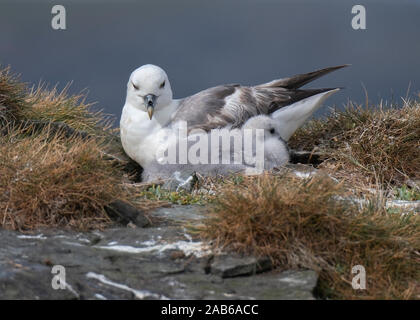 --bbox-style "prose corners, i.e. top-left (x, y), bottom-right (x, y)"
top-left (120, 102), bottom-right (179, 167)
